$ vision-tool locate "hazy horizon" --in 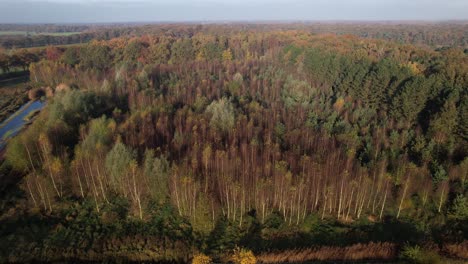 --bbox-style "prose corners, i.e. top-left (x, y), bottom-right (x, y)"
top-left (0, 0), bottom-right (467, 24)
